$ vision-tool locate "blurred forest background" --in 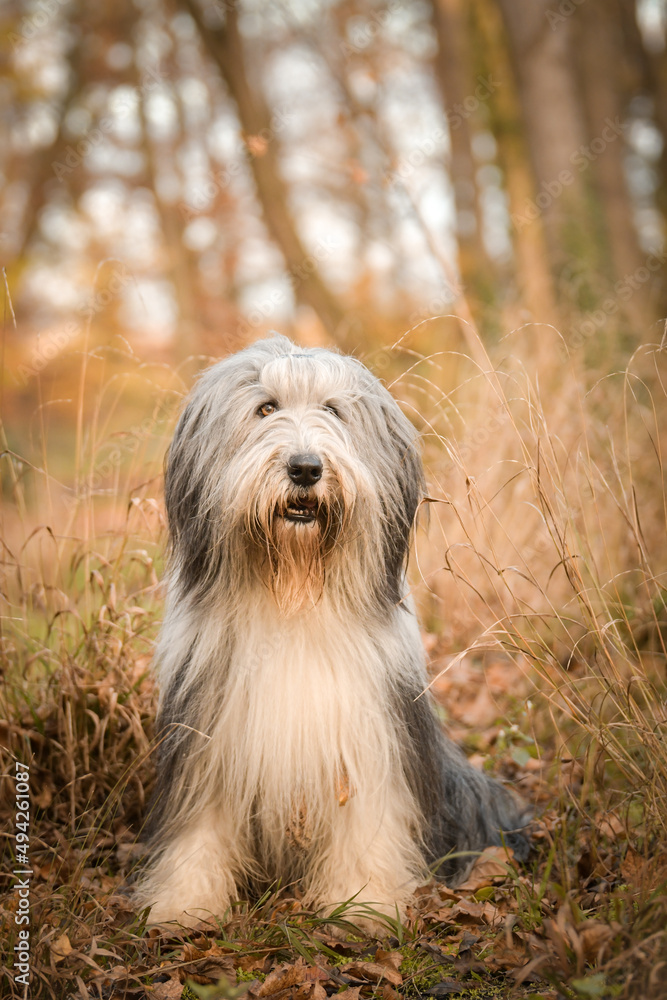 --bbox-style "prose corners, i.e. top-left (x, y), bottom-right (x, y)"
top-left (2, 0), bottom-right (667, 379)
top-left (2, 2), bottom-right (667, 997)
